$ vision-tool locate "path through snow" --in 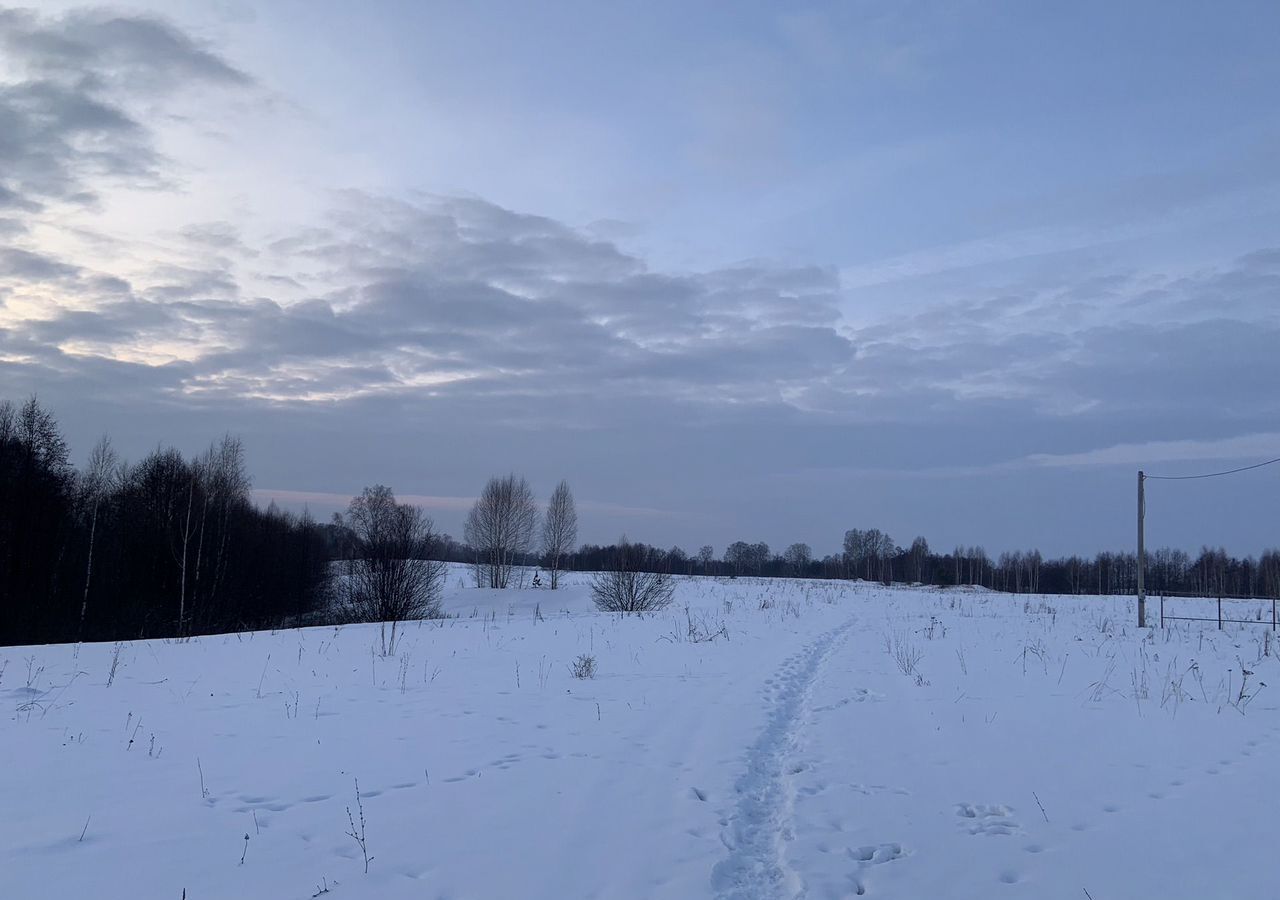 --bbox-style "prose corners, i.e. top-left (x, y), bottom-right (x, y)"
top-left (711, 617), bottom-right (856, 900)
